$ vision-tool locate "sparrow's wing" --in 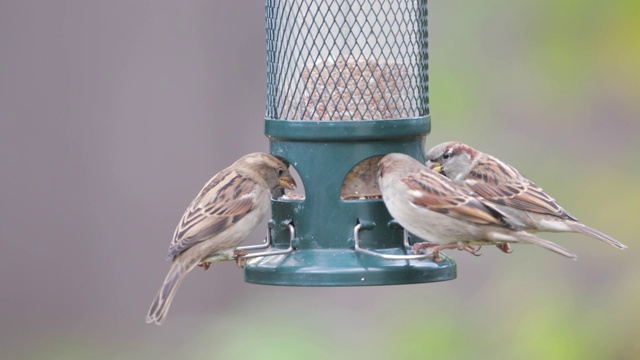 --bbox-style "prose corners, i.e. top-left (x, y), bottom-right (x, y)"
top-left (167, 169), bottom-right (257, 259)
top-left (466, 156), bottom-right (577, 221)
top-left (403, 169), bottom-right (509, 227)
